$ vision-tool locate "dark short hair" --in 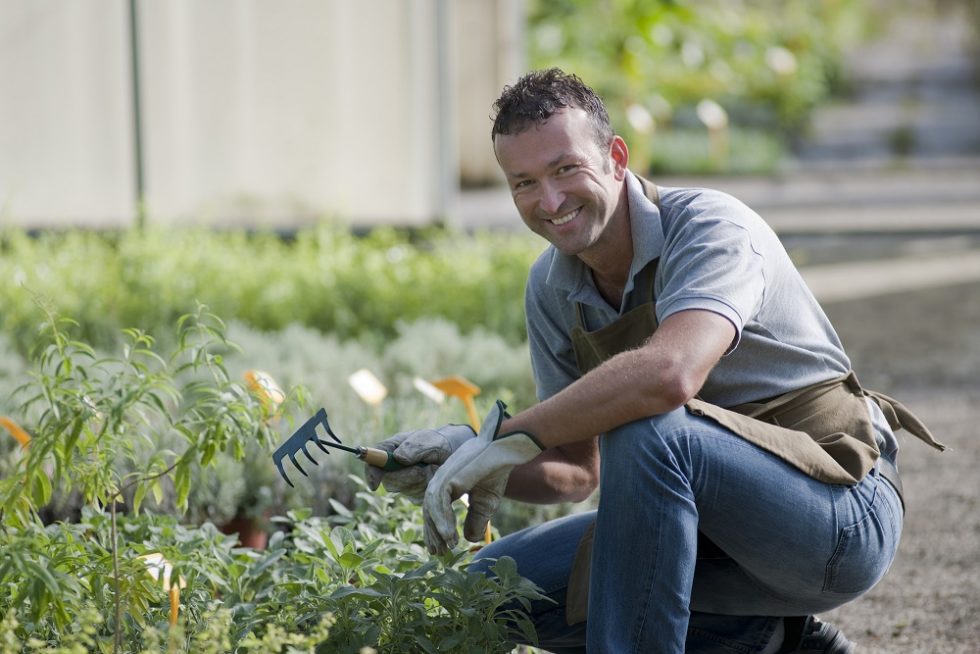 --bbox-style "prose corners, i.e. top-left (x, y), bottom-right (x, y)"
top-left (491, 68), bottom-right (614, 151)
